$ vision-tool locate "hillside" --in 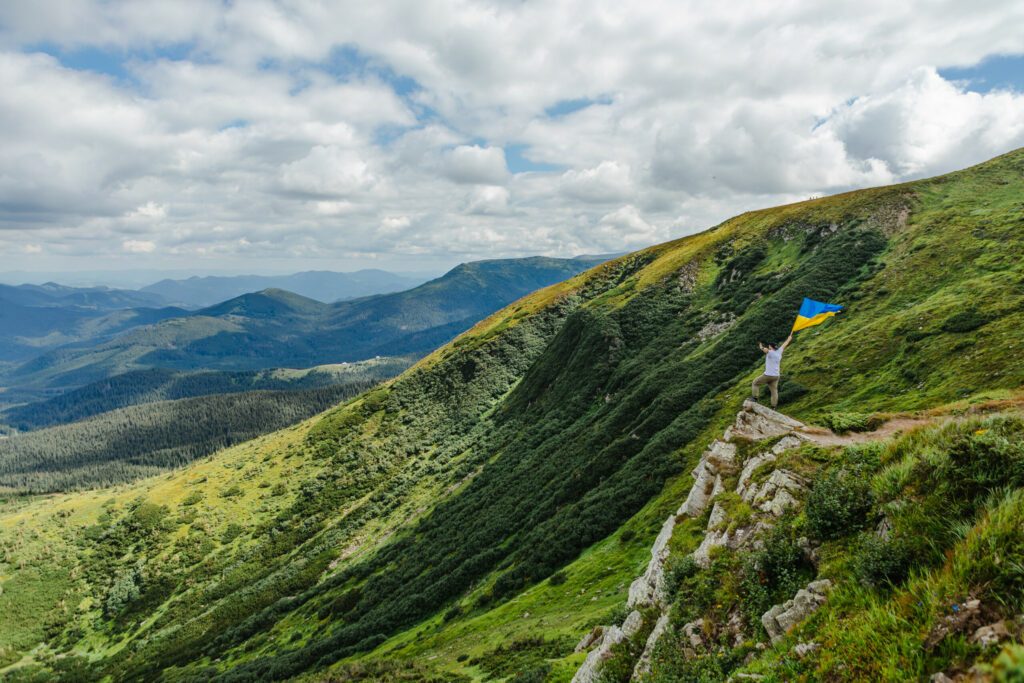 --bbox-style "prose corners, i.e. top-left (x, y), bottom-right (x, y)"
top-left (1, 149), bottom-right (1023, 681)
top-left (6, 256), bottom-right (609, 392)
